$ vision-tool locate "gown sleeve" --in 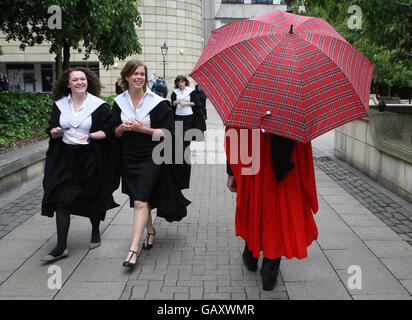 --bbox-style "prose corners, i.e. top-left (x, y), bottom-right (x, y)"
top-left (45, 103), bottom-right (61, 138)
top-left (111, 101), bottom-right (122, 128)
top-left (151, 100), bottom-right (174, 133)
top-left (190, 91), bottom-right (201, 112)
top-left (92, 103), bottom-right (115, 138)
top-left (170, 91), bottom-right (177, 115)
